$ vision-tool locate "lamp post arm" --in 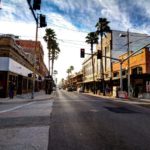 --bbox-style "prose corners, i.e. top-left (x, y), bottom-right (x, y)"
top-left (103, 56), bottom-right (121, 62)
